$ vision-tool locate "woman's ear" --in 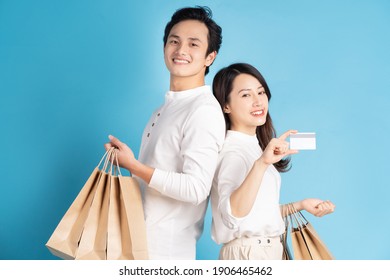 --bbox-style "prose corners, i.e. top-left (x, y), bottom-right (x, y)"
top-left (223, 104), bottom-right (231, 114)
